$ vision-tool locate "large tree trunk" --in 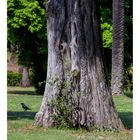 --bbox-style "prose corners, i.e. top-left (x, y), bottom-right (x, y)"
top-left (35, 0), bottom-right (65, 128)
top-left (21, 66), bottom-right (30, 87)
top-left (111, 0), bottom-right (124, 95)
top-left (35, 0), bottom-right (124, 130)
